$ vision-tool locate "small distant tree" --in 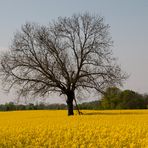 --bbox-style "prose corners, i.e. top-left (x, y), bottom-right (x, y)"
top-left (101, 87), bottom-right (121, 109)
top-left (117, 90), bottom-right (144, 109)
top-left (0, 13), bottom-right (126, 115)
top-left (5, 102), bottom-right (16, 111)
